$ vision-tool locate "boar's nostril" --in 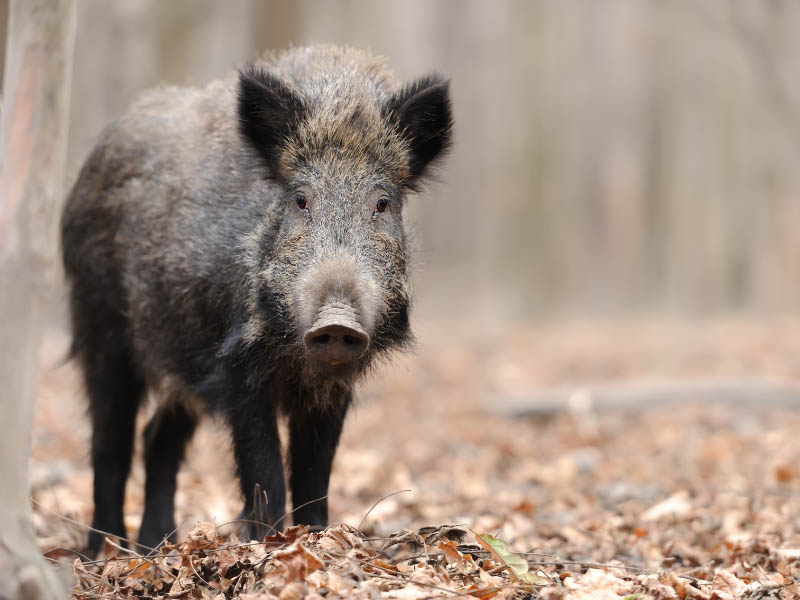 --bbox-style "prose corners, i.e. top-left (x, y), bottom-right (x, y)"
top-left (304, 323), bottom-right (369, 367)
